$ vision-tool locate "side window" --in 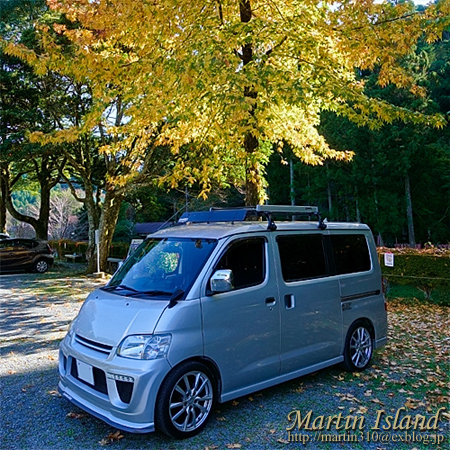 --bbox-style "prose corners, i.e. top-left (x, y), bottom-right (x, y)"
top-left (15, 239), bottom-right (33, 249)
top-left (277, 234), bottom-right (327, 282)
top-left (331, 234), bottom-right (371, 275)
top-left (13, 239), bottom-right (25, 248)
top-left (214, 238), bottom-right (265, 290)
